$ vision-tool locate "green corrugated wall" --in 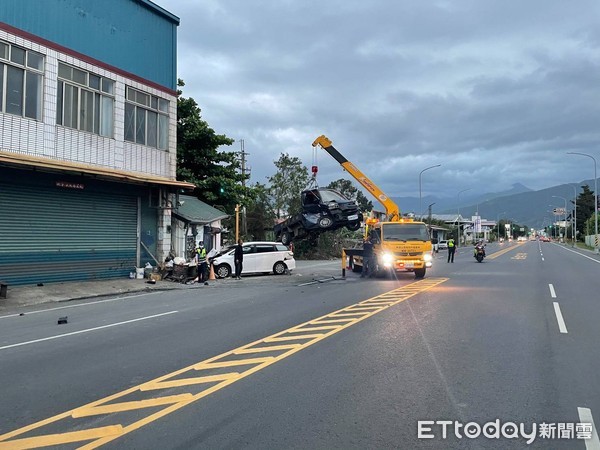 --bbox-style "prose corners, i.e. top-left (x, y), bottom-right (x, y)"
top-left (0, 174), bottom-right (138, 285)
